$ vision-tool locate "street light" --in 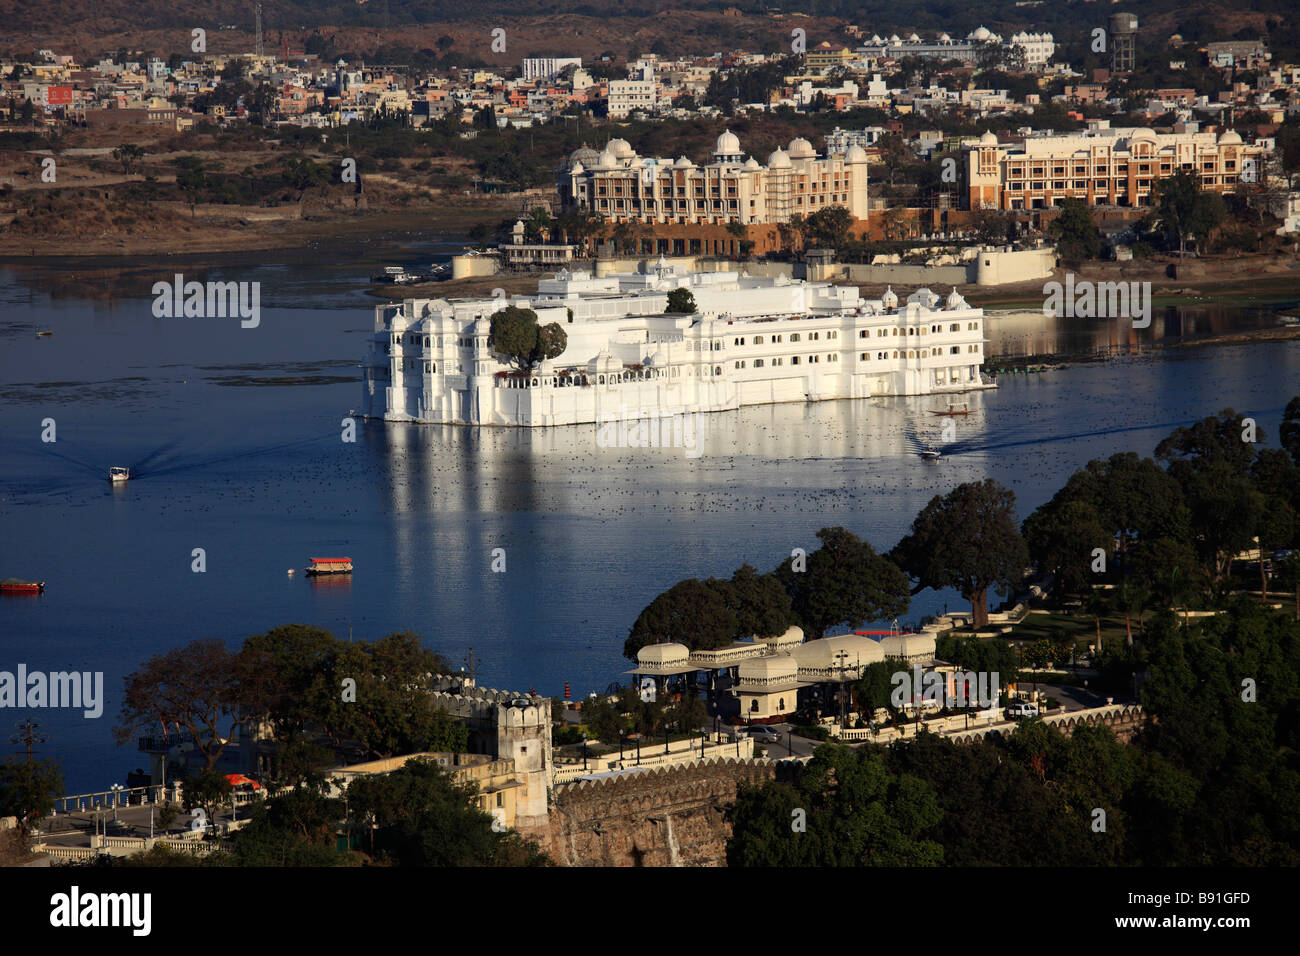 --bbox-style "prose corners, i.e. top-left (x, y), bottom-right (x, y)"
top-left (110, 783), bottom-right (124, 823)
